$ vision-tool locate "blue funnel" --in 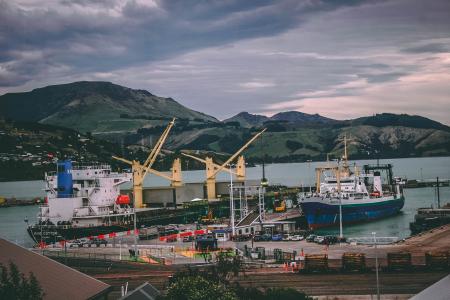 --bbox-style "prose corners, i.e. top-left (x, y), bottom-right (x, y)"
top-left (57, 160), bottom-right (73, 198)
